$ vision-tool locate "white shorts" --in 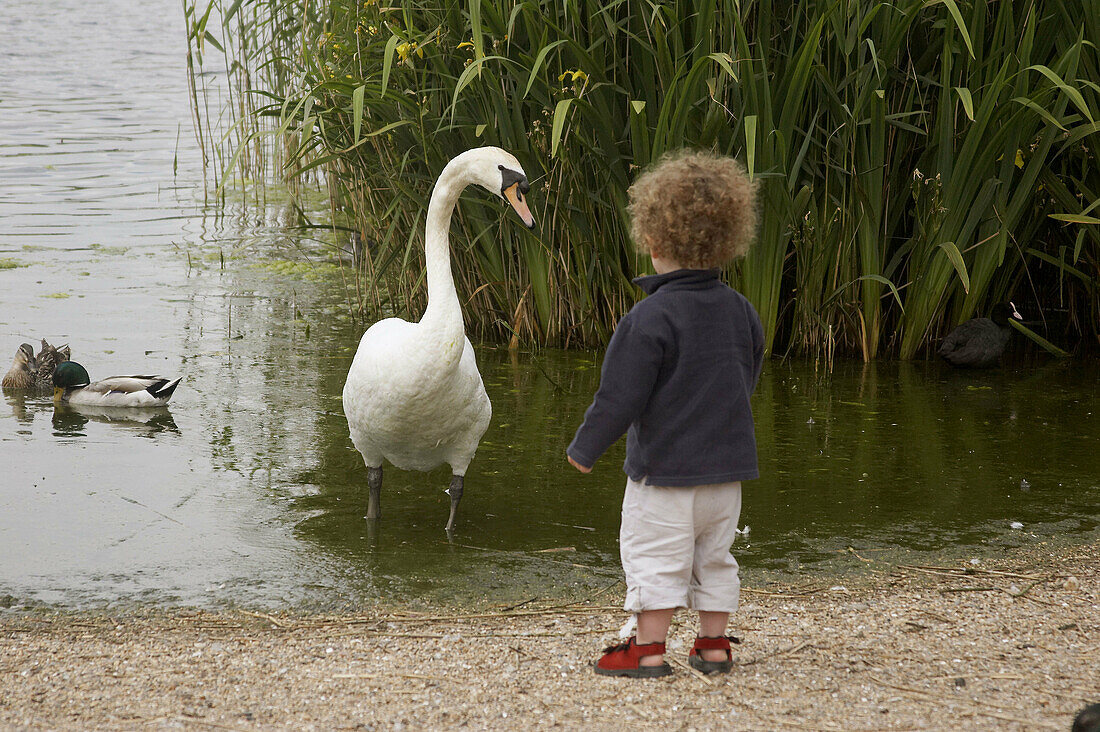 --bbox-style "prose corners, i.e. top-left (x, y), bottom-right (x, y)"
top-left (620, 477), bottom-right (743, 613)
